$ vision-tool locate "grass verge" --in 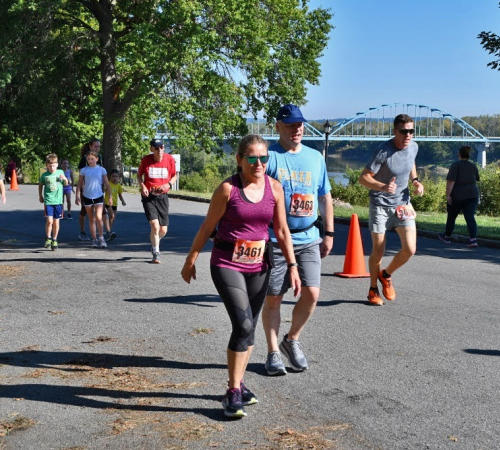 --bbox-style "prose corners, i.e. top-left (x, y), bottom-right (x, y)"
top-left (334, 205), bottom-right (500, 241)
